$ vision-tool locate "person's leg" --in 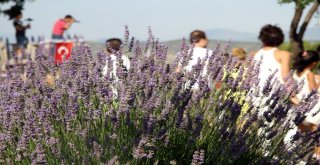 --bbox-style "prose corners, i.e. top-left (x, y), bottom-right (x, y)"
top-left (23, 36), bottom-right (28, 49)
top-left (16, 35), bottom-right (24, 60)
top-left (16, 35), bottom-right (29, 63)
